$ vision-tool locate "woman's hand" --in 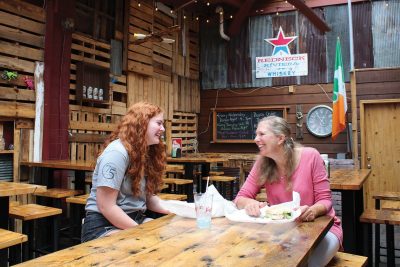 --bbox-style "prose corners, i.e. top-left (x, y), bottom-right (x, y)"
top-left (297, 205), bottom-right (317, 222)
top-left (244, 200), bottom-right (268, 217)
